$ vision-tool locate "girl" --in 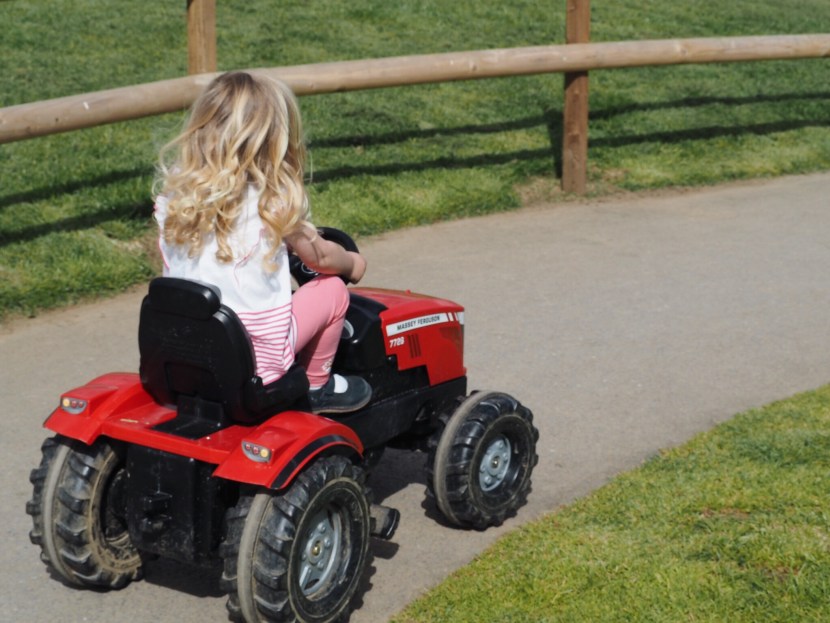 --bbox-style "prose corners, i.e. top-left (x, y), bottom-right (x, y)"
top-left (153, 71), bottom-right (371, 413)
